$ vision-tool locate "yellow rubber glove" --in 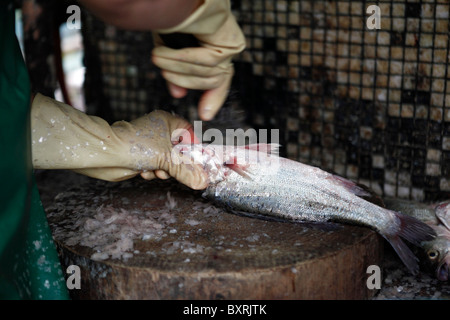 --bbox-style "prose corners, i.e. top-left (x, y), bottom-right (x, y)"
top-left (151, 0), bottom-right (246, 121)
top-left (31, 93), bottom-right (207, 189)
